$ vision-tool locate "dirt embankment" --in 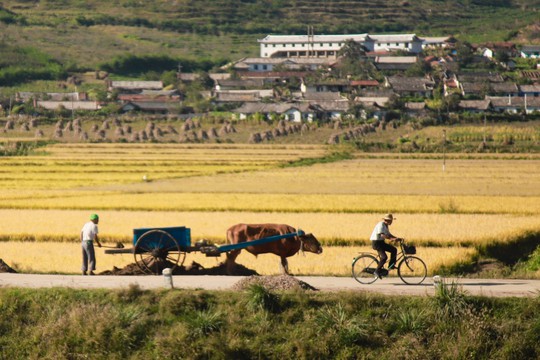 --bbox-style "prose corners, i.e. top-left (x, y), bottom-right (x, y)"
top-left (99, 260), bottom-right (258, 276)
top-left (0, 259), bottom-right (17, 273)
